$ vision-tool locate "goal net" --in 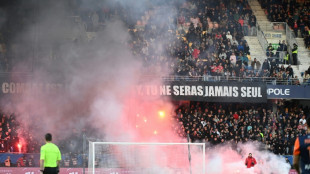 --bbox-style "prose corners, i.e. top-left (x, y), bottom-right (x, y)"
top-left (88, 142), bottom-right (205, 174)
